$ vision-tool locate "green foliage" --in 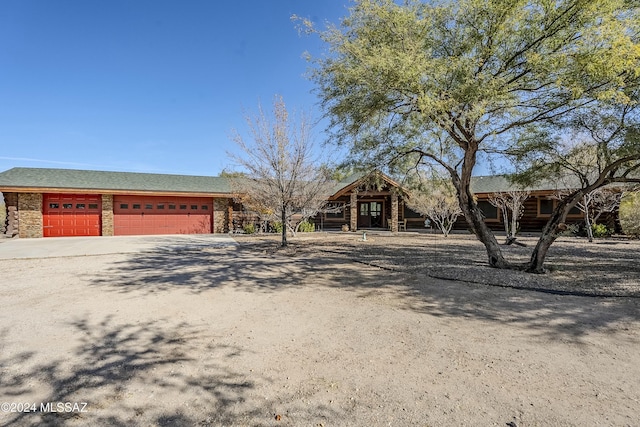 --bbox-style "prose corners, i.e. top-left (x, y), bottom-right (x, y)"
top-left (243, 223), bottom-right (256, 234)
top-left (298, 220), bottom-right (315, 232)
top-left (303, 0), bottom-right (640, 166)
top-left (619, 191), bottom-right (640, 236)
top-left (591, 223), bottom-right (611, 238)
top-left (271, 222), bottom-right (283, 233)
